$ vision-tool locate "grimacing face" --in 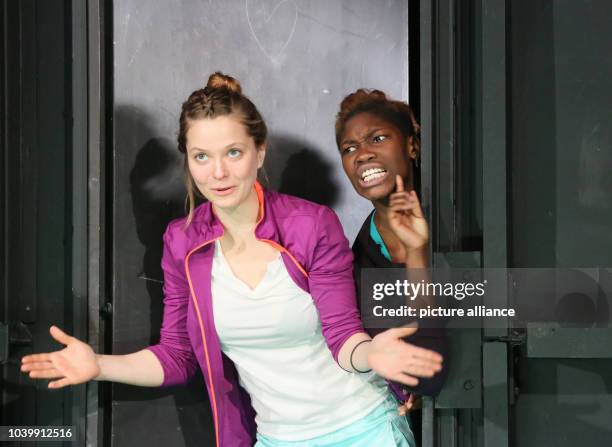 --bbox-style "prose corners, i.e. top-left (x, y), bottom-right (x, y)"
top-left (185, 115), bottom-right (265, 211)
top-left (339, 112), bottom-right (416, 202)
